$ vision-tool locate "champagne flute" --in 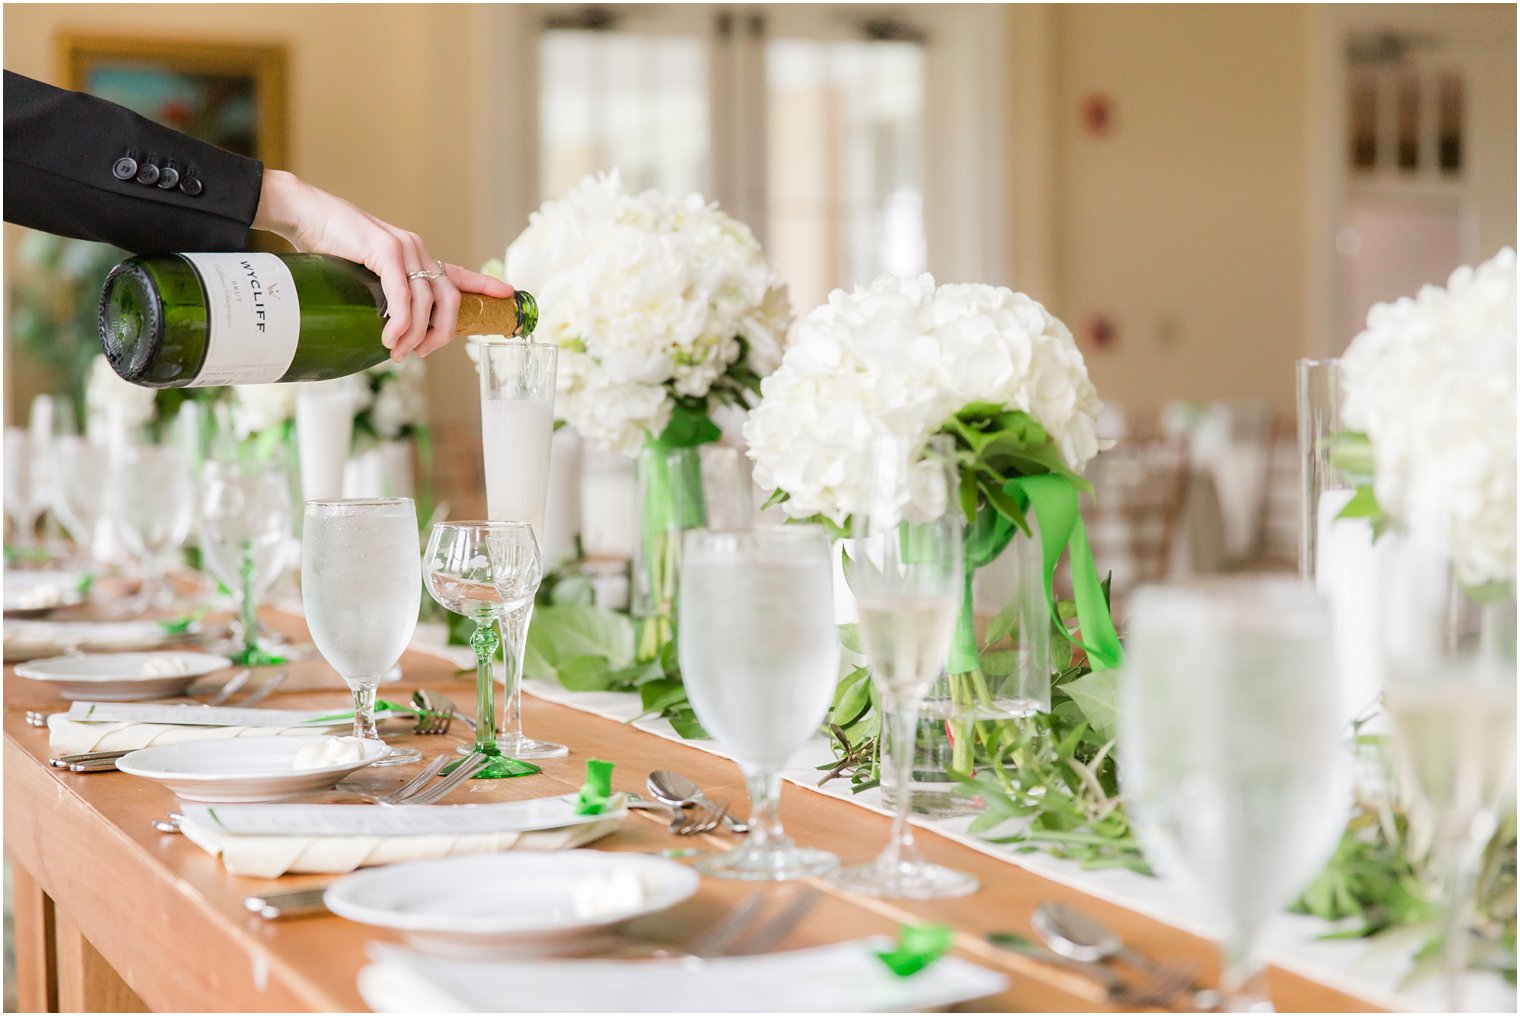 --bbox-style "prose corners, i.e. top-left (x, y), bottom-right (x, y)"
top-left (1379, 534), bottom-right (1517, 1012)
top-left (679, 527), bottom-right (840, 880)
top-left (302, 498), bottom-right (421, 765)
top-left (201, 457), bottom-right (294, 665)
top-left (1119, 577), bottom-right (1349, 1012)
top-left (424, 521), bottom-right (542, 778)
top-left (4, 428), bottom-right (46, 554)
top-left (832, 435), bottom-right (978, 899)
top-left (52, 436), bottom-right (110, 565)
top-left (478, 337), bottom-right (565, 759)
top-left (110, 444), bottom-right (195, 608)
